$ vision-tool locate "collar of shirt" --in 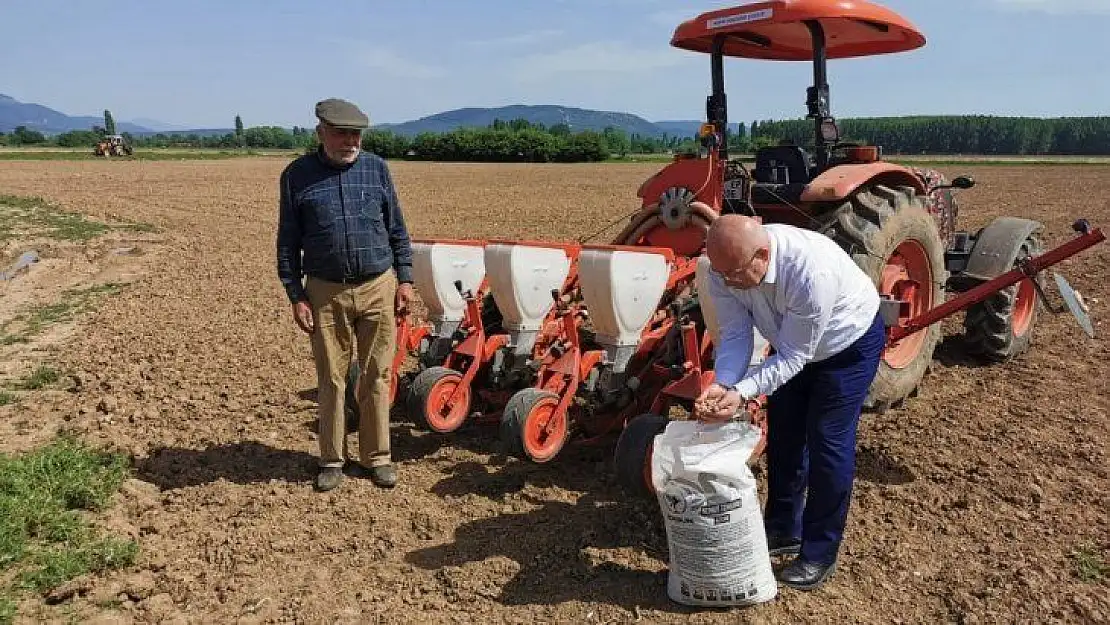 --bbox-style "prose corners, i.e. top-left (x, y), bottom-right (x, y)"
top-left (760, 234), bottom-right (778, 285)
